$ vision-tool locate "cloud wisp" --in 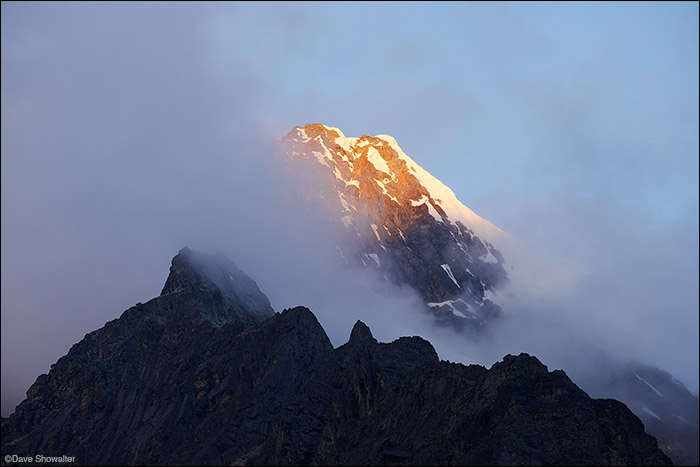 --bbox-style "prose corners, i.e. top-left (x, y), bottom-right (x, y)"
top-left (2, 2), bottom-right (697, 418)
